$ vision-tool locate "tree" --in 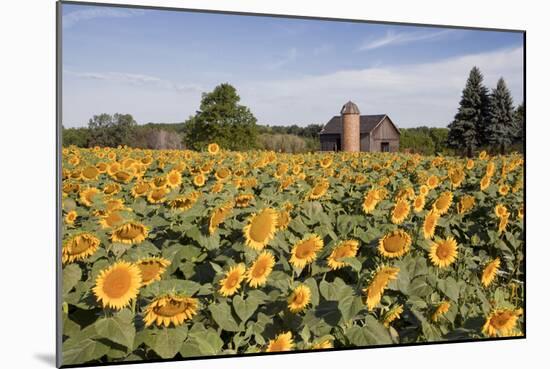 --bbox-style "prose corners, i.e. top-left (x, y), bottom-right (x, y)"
top-left (184, 83), bottom-right (258, 151)
top-left (62, 126), bottom-right (91, 147)
top-left (447, 67), bottom-right (489, 157)
top-left (513, 102), bottom-right (525, 145)
top-left (87, 113), bottom-right (137, 147)
top-left (486, 78), bottom-right (515, 154)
